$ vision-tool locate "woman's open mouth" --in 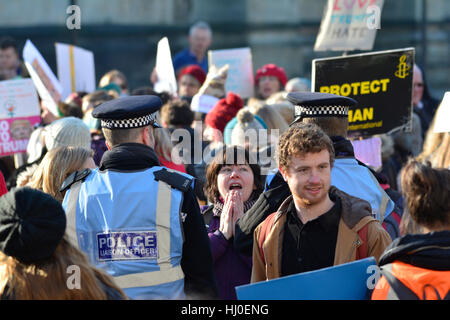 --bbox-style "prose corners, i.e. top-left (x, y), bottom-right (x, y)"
top-left (229, 183), bottom-right (243, 190)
